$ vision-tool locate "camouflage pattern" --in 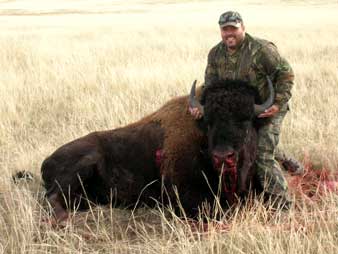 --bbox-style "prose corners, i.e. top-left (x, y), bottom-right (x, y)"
top-left (205, 33), bottom-right (294, 108)
top-left (218, 11), bottom-right (243, 28)
top-left (204, 33), bottom-right (294, 201)
top-left (255, 106), bottom-right (288, 195)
